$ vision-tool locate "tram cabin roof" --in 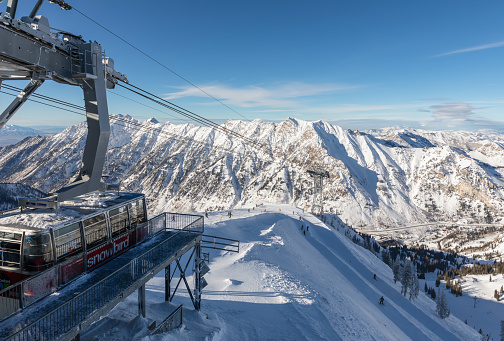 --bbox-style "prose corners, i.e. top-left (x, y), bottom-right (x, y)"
top-left (0, 192), bottom-right (144, 233)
